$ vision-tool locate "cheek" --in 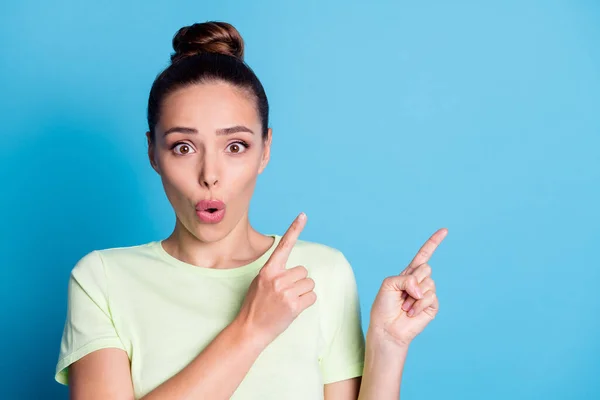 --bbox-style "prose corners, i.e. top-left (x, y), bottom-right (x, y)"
top-left (226, 162), bottom-right (260, 194)
top-left (220, 159), bottom-right (261, 202)
top-left (163, 164), bottom-right (191, 187)
top-left (159, 163), bottom-right (197, 204)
